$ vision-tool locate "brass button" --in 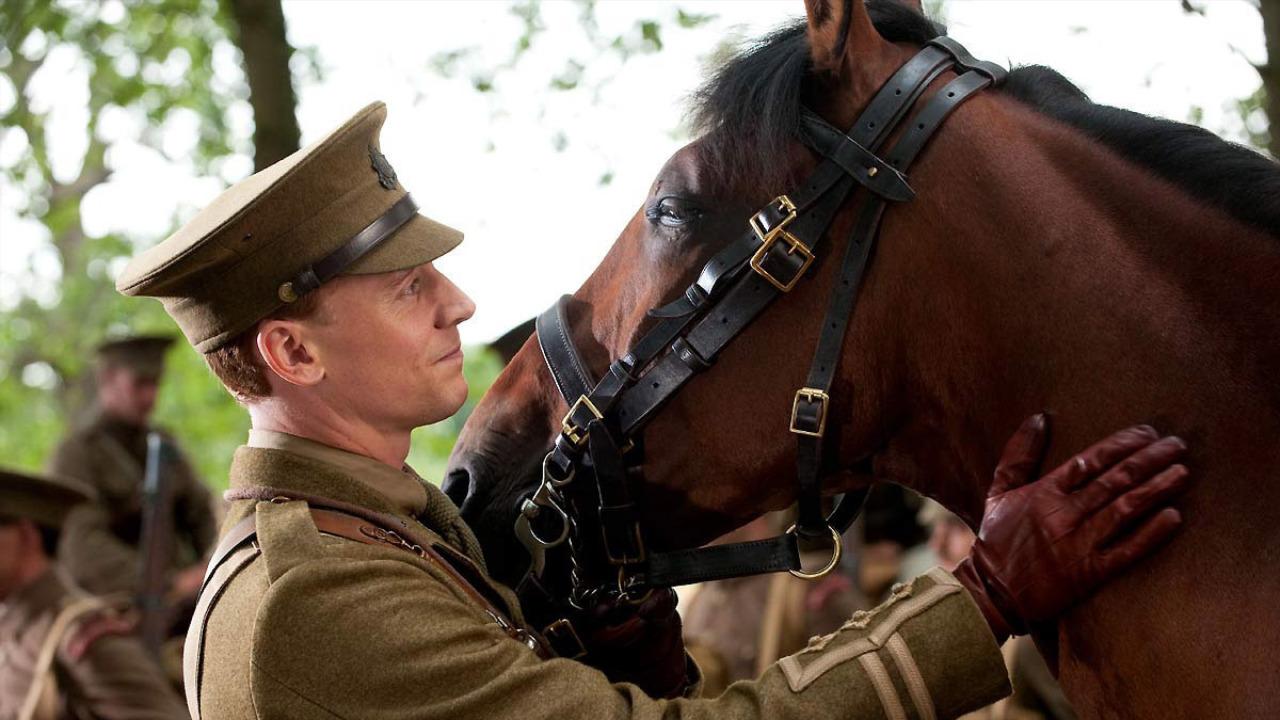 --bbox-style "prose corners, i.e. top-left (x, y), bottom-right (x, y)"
top-left (278, 282), bottom-right (298, 303)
